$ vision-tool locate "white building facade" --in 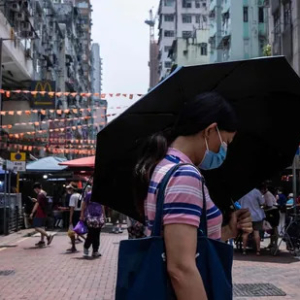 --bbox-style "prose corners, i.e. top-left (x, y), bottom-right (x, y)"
top-left (209, 0), bottom-right (268, 63)
top-left (158, 0), bottom-right (209, 81)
